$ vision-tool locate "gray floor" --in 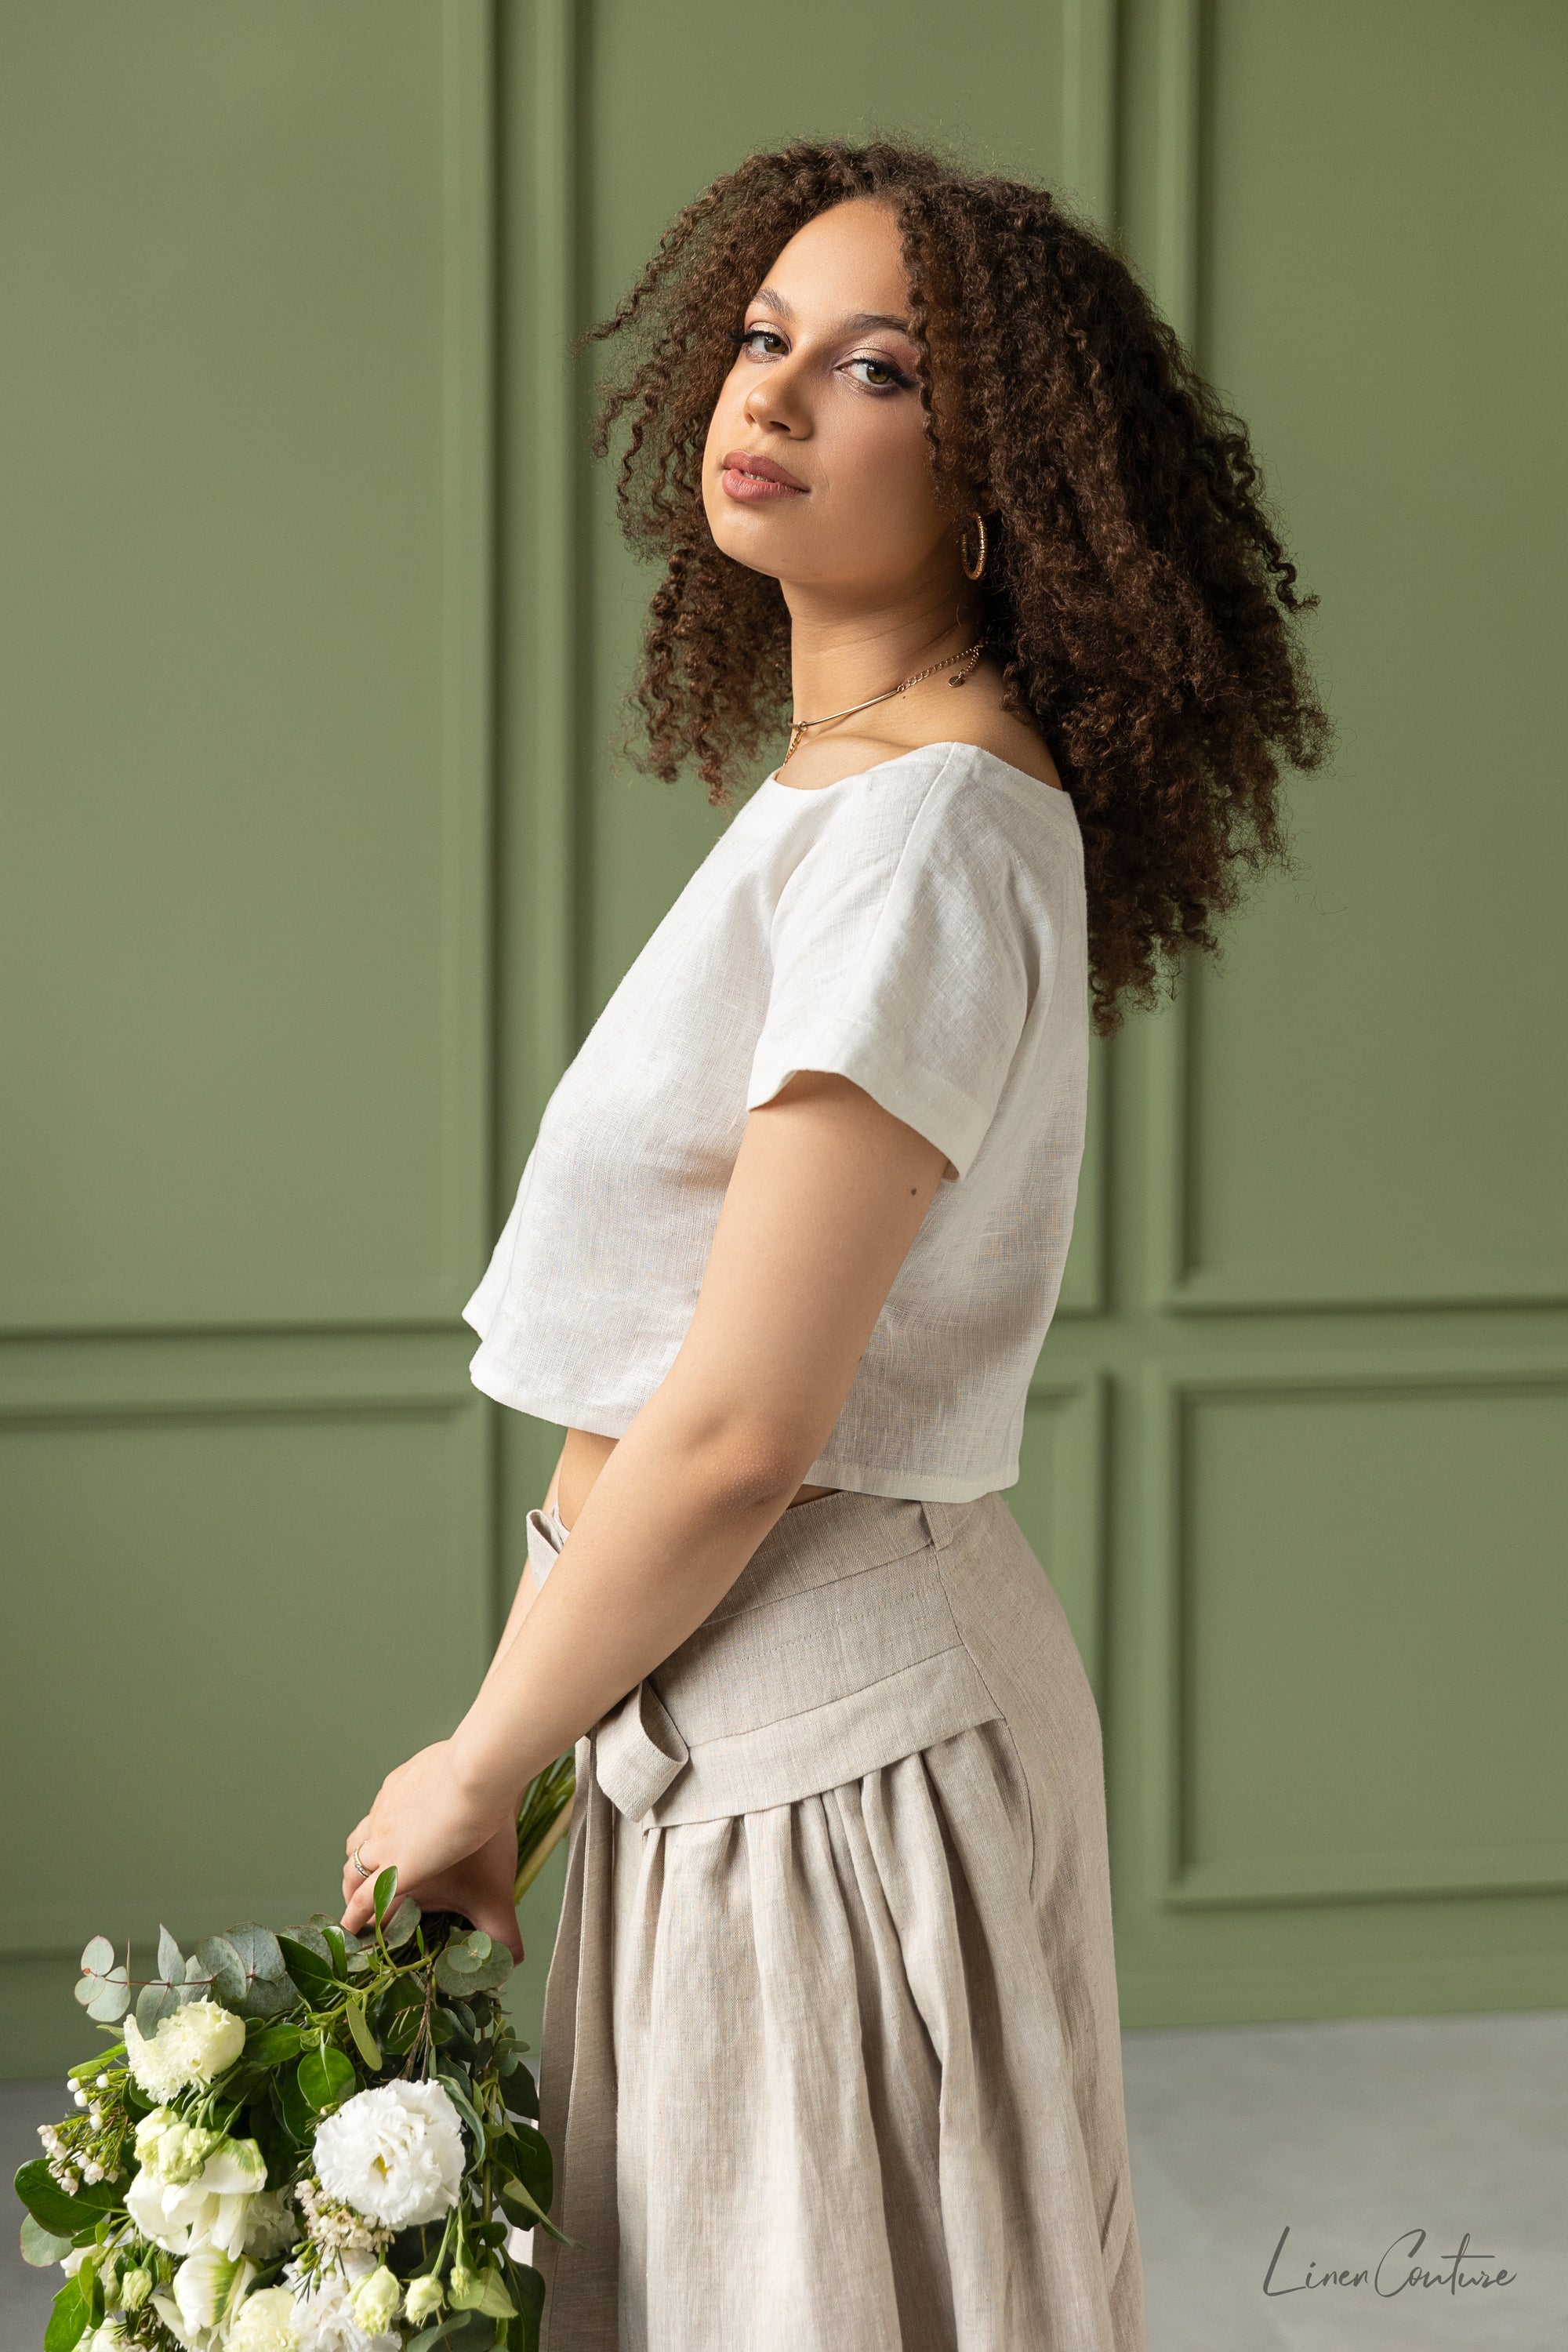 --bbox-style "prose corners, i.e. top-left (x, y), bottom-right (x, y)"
top-left (4, 2012), bottom-right (1563, 2347)
top-left (1121, 2009), bottom-right (1566, 2352)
